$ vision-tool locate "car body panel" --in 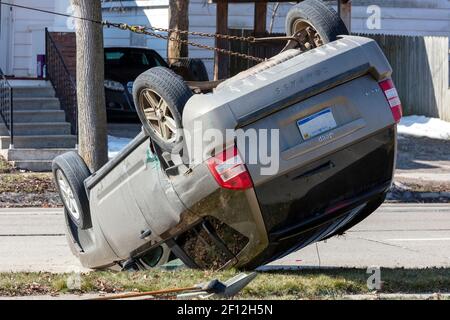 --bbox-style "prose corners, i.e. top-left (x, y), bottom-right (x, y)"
top-left (85, 135), bottom-right (186, 260)
top-left (65, 36), bottom-right (398, 270)
top-left (181, 37), bottom-right (393, 164)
